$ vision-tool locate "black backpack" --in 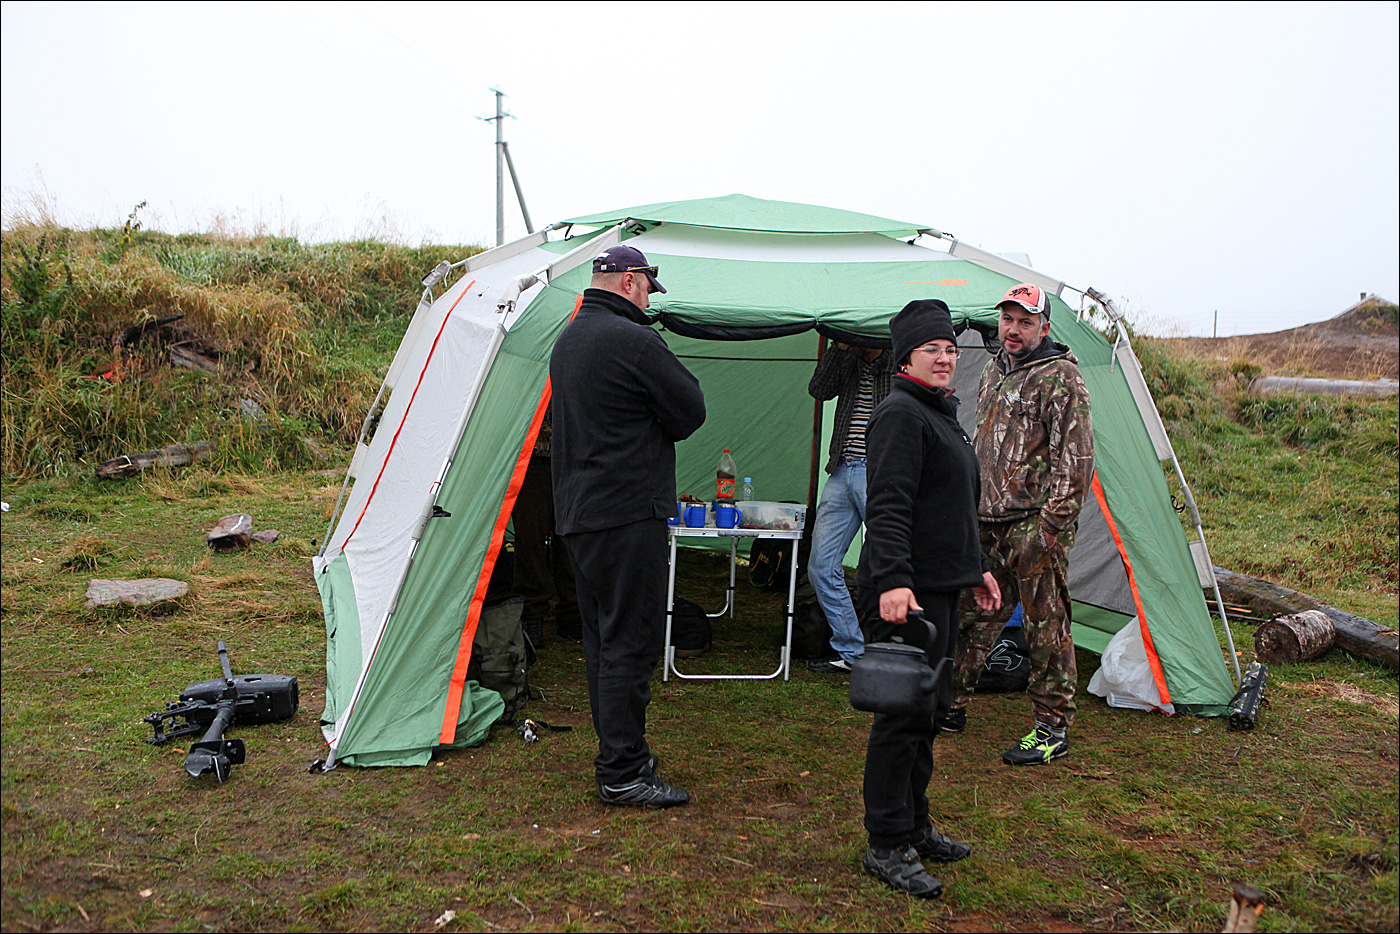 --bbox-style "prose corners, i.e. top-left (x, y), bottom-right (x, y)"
top-left (976, 623), bottom-right (1030, 693)
top-left (790, 576), bottom-right (835, 660)
top-left (748, 538), bottom-right (793, 591)
top-left (467, 595), bottom-right (534, 720)
top-left (672, 598), bottom-right (713, 657)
